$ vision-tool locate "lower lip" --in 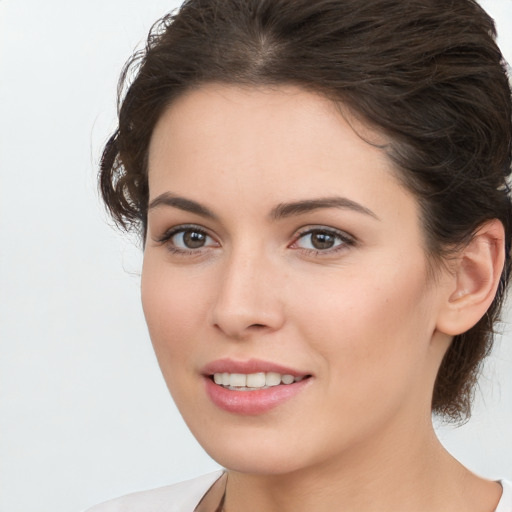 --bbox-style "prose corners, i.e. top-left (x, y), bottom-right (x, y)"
top-left (204, 377), bottom-right (310, 415)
